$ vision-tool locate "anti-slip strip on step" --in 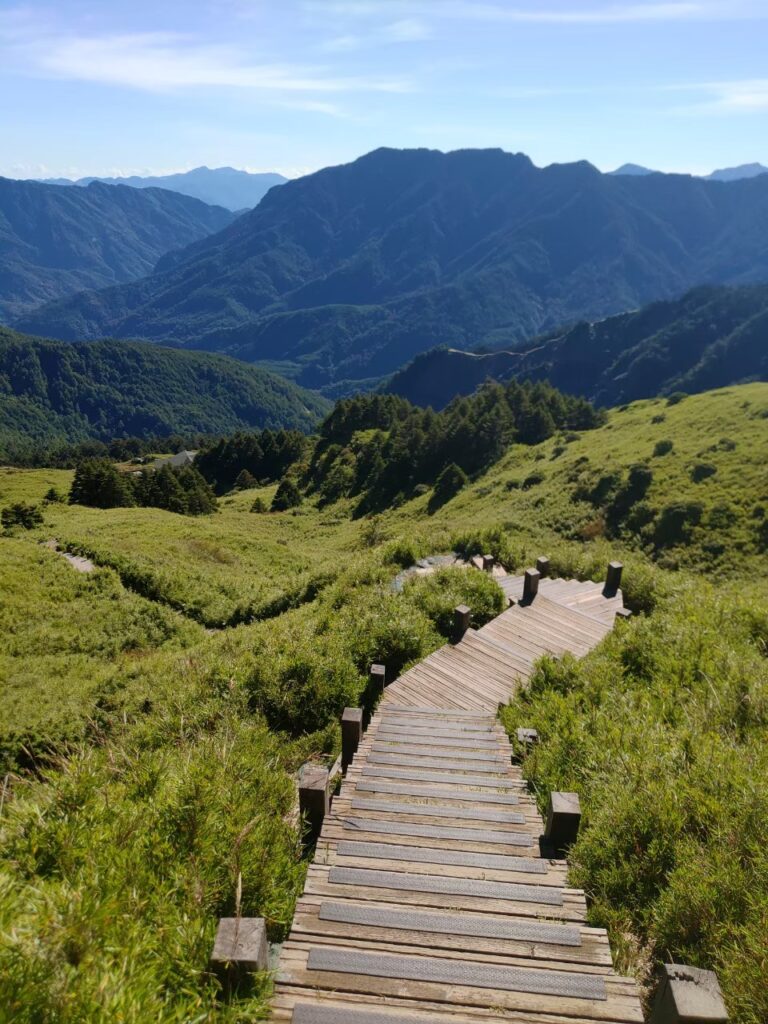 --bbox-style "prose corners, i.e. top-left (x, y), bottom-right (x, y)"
top-left (350, 797), bottom-right (526, 824)
top-left (339, 817), bottom-right (534, 846)
top-left (361, 765), bottom-right (519, 789)
top-left (327, 866), bottom-right (563, 905)
top-left (307, 948), bottom-right (607, 1001)
top-left (372, 742), bottom-right (505, 762)
top-left (336, 840), bottom-right (546, 873)
top-left (293, 1005), bottom-right (452, 1024)
top-left (354, 781), bottom-right (519, 805)
top-left (318, 901), bottom-right (581, 946)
